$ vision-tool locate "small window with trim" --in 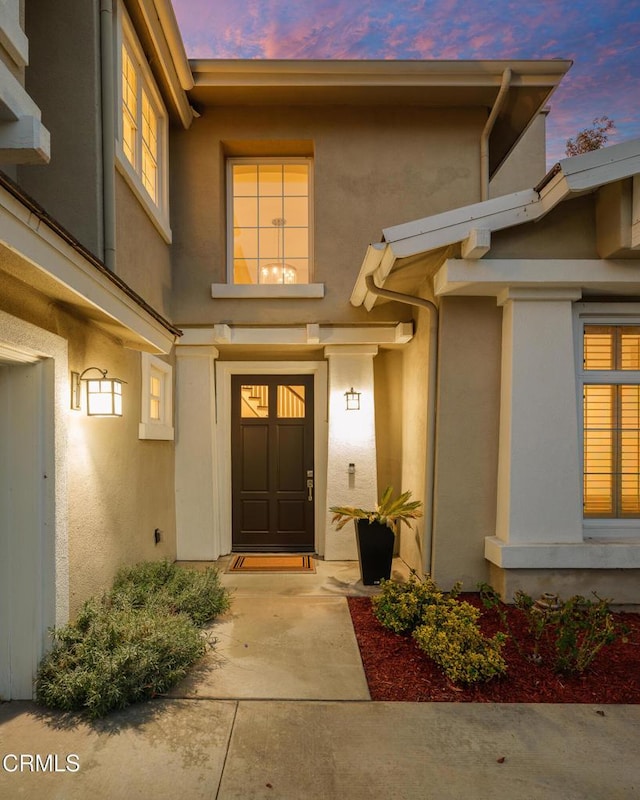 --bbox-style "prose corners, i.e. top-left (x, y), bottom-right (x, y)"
top-left (582, 324), bottom-right (640, 517)
top-left (139, 354), bottom-right (173, 440)
top-left (228, 158), bottom-right (312, 285)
